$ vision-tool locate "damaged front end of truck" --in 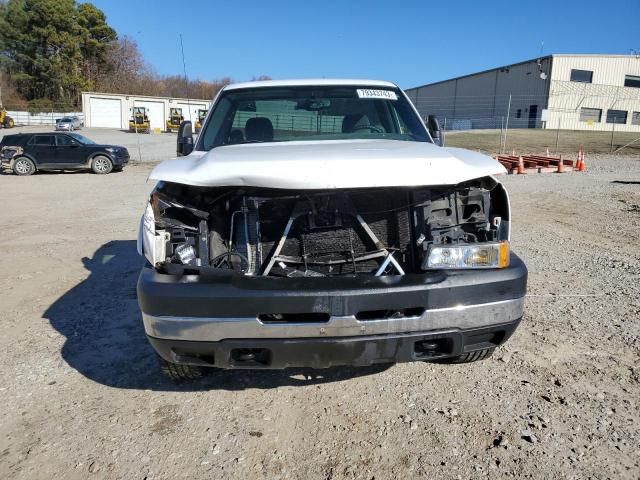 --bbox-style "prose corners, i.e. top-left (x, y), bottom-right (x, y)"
top-left (136, 80), bottom-right (527, 377)
top-left (140, 177), bottom-right (511, 280)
